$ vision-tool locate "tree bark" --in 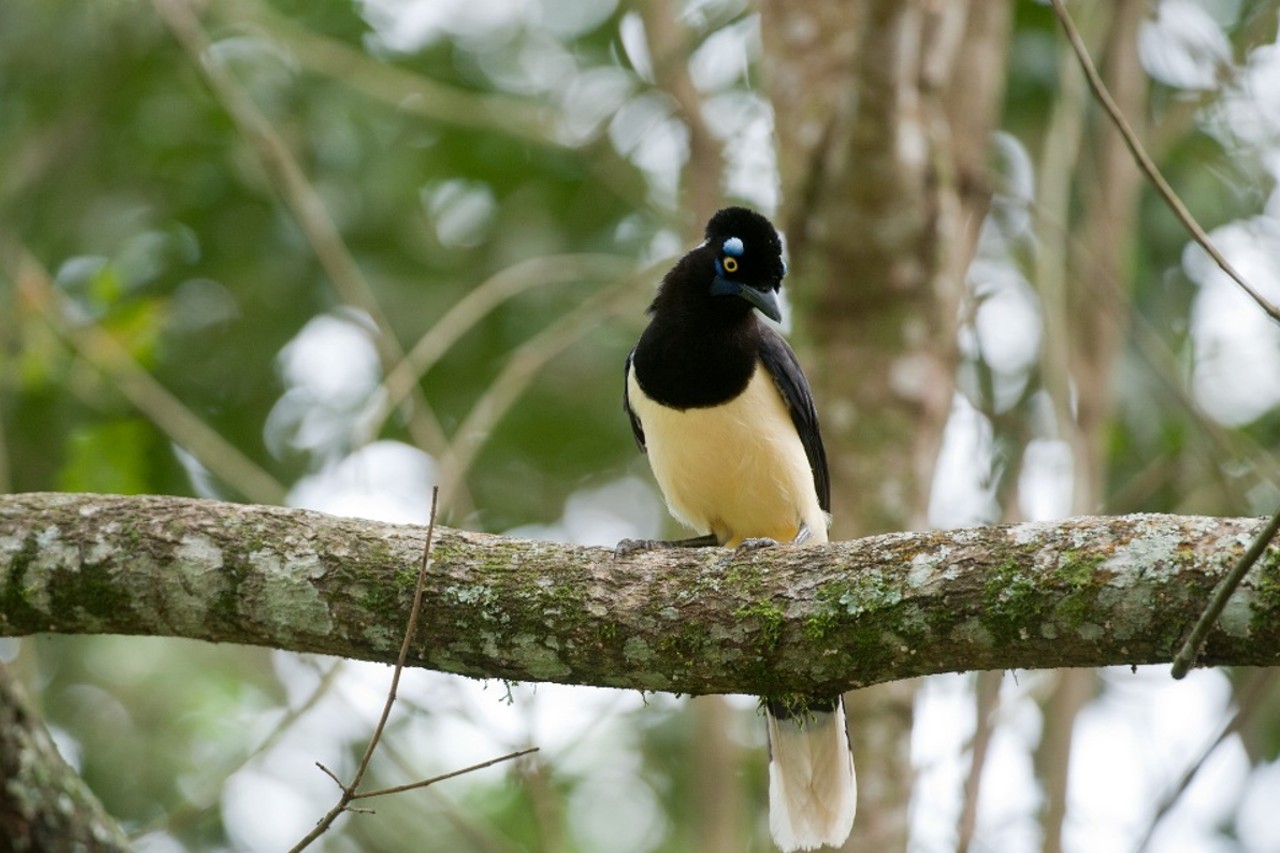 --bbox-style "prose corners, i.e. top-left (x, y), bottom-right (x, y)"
top-left (2, 493), bottom-right (1278, 697)
top-left (762, 0), bottom-right (1009, 537)
top-left (0, 661), bottom-right (131, 851)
